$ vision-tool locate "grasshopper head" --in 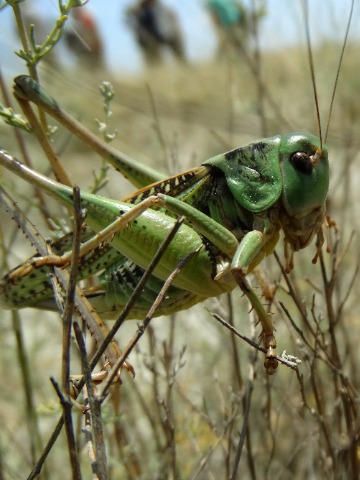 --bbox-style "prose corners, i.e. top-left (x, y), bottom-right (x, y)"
top-left (279, 133), bottom-right (329, 250)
